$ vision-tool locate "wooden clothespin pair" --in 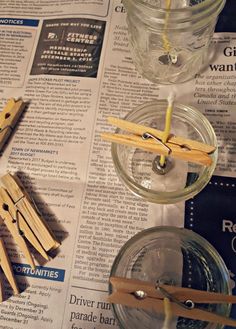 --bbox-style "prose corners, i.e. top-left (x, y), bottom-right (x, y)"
top-left (0, 98), bottom-right (25, 152)
top-left (101, 115), bottom-right (216, 167)
top-left (109, 277), bottom-right (236, 327)
top-left (0, 173), bottom-right (60, 271)
top-left (0, 173), bottom-right (60, 301)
